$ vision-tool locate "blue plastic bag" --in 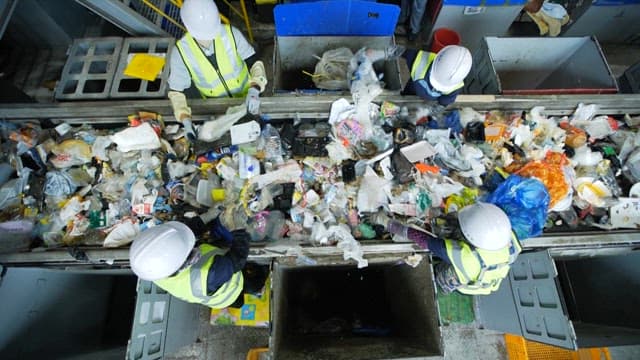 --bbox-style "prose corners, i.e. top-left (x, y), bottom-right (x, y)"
top-left (484, 175), bottom-right (550, 241)
top-left (427, 109), bottom-right (463, 135)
